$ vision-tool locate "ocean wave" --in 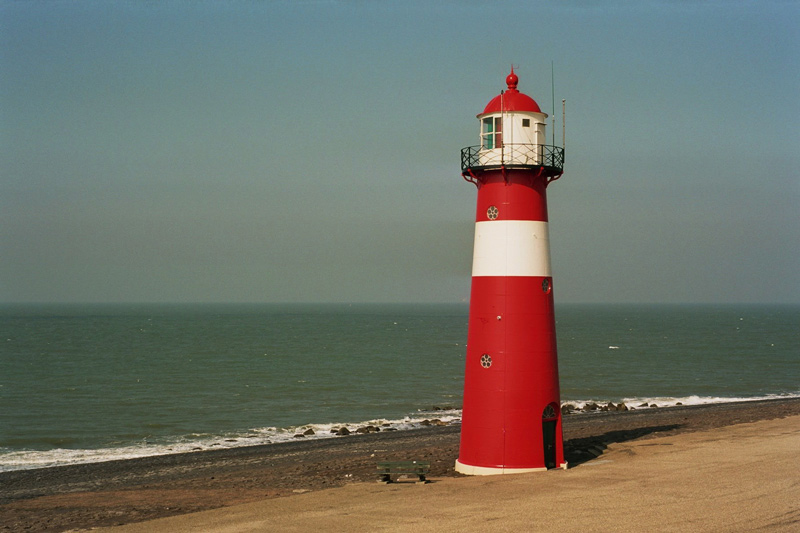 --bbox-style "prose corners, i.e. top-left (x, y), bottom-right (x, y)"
top-left (0, 409), bottom-right (462, 473)
top-left (564, 392), bottom-right (800, 410)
